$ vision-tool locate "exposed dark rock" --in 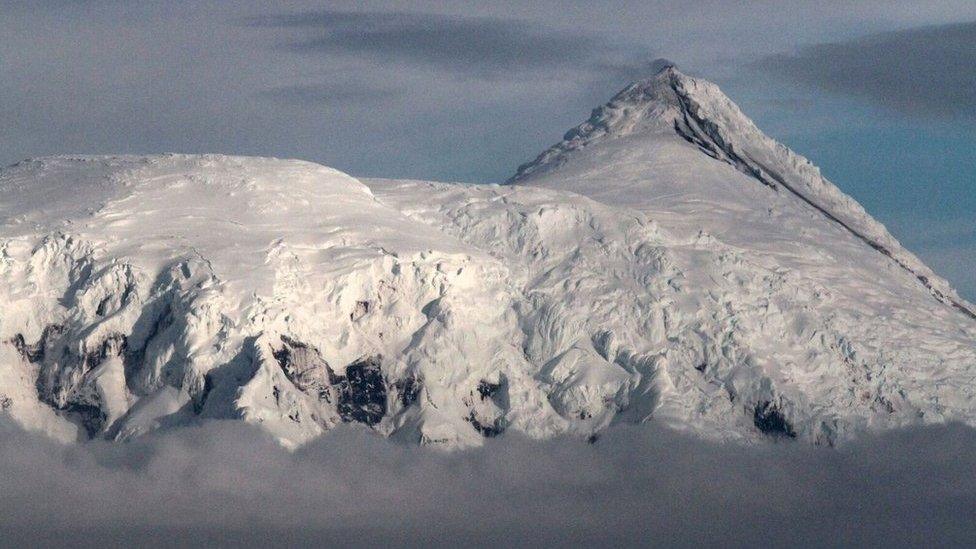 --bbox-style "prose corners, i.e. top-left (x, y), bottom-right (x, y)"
top-left (336, 356), bottom-right (387, 426)
top-left (874, 394), bottom-right (896, 414)
top-left (193, 374), bottom-right (214, 414)
top-left (40, 334), bottom-right (128, 438)
top-left (466, 411), bottom-right (505, 438)
top-left (477, 379), bottom-right (502, 401)
top-left (30, 331), bottom-right (124, 419)
top-left (82, 334), bottom-right (127, 371)
top-left (64, 402), bottom-right (106, 438)
top-left (0, 395), bottom-right (12, 411)
top-left (350, 300), bottom-right (371, 322)
top-left (753, 400), bottom-right (796, 438)
top-left (395, 375), bottom-right (422, 408)
top-left (271, 335), bottom-right (336, 402)
top-left (10, 324), bottom-right (65, 364)
top-left (270, 337), bottom-right (391, 427)
top-left (10, 334), bottom-right (42, 363)
top-left (119, 281), bottom-right (135, 308)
